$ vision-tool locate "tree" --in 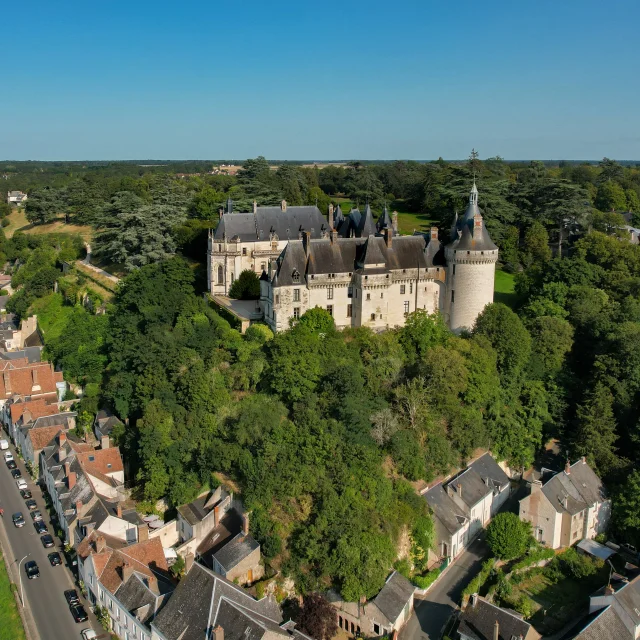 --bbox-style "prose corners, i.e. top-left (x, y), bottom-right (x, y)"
top-left (613, 470), bottom-right (640, 548)
top-left (486, 512), bottom-right (531, 560)
top-left (297, 307), bottom-right (335, 333)
top-left (398, 310), bottom-right (449, 366)
top-left (228, 270), bottom-right (260, 300)
top-left (522, 221), bottom-right (551, 267)
top-left (189, 186), bottom-right (225, 219)
top-left (595, 180), bottom-right (627, 212)
top-left (296, 593), bottom-right (338, 640)
top-left (25, 188), bottom-right (61, 224)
